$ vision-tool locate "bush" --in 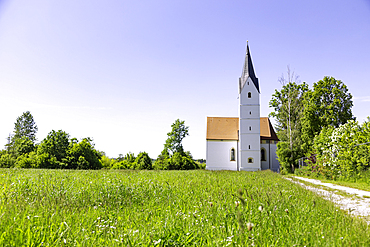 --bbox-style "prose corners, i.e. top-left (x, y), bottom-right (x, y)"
top-left (16, 152), bottom-right (37, 168)
top-left (0, 153), bottom-right (16, 168)
top-left (133, 152), bottom-right (152, 170)
top-left (100, 155), bottom-right (117, 169)
top-left (66, 138), bottom-right (102, 170)
top-left (111, 160), bottom-right (130, 169)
